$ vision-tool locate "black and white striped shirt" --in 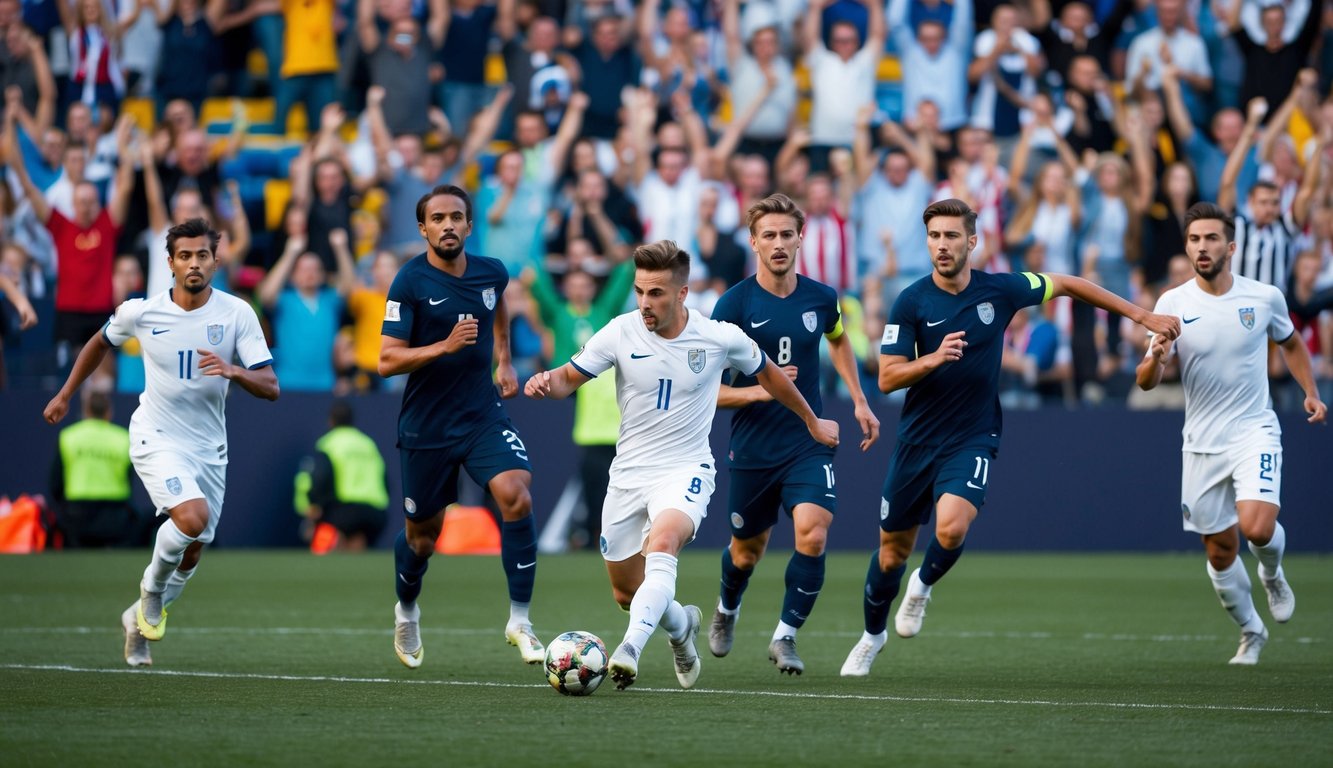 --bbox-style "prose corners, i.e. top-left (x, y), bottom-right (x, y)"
top-left (1232, 211), bottom-right (1297, 294)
